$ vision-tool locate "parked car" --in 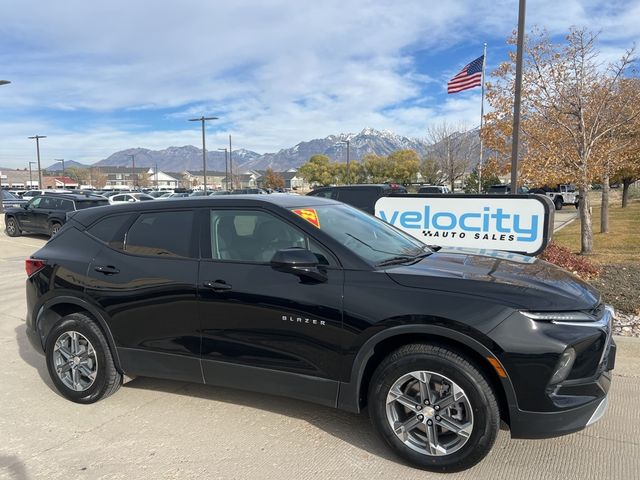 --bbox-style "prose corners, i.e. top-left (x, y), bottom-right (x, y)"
top-left (108, 193), bottom-right (155, 204)
top-left (147, 191), bottom-right (169, 198)
top-left (1, 190), bottom-right (28, 209)
top-left (230, 188), bottom-right (268, 194)
top-left (487, 184), bottom-right (530, 195)
top-left (21, 189), bottom-right (68, 201)
top-left (306, 184), bottom-right (407, 214)
top-left (4, 193), bottom-right (108, 237)
top-left (160, 192), bottom-right (190, 199)
top-left (24, 195), bottom-right (615, 471)
top-left (417, 185), bottom-right (451, 194)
